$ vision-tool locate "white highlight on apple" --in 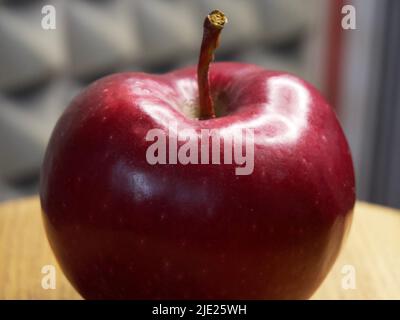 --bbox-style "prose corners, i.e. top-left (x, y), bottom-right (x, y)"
top-left (218, 76), bottom-right (310, 145)
top-left (145, 122), bottom-right (255, 176)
